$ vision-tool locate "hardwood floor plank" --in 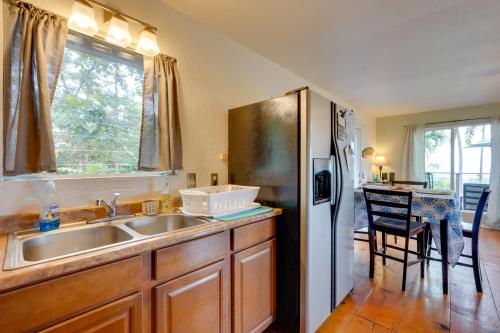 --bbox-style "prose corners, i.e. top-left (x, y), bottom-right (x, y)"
top-left (356, 283), bottom-right (407, 329)
top-left (478, 229), bottom-right (500, 266)
top-left (483, 262), bottom-right (500, 317)
top-left (449, 264), bottom-right (500, 332)
top-left (343, 315), bottom-right (375, 332)
top-left (338, 276), bottom-right (374, 314)
top-left (396, 262), bottom-right (450, 332)
top-left (316, 306), bottom-right (354, 333)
